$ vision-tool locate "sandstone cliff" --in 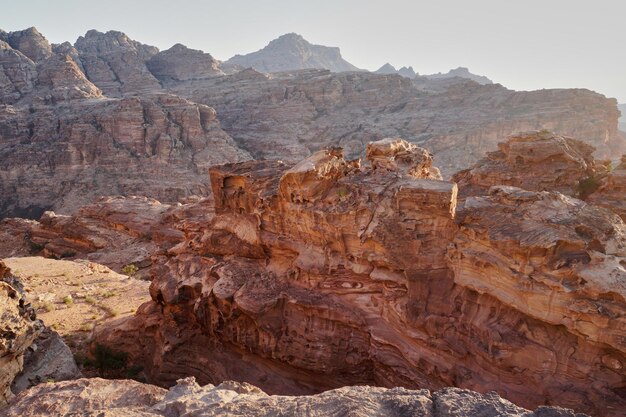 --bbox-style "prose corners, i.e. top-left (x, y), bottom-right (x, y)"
top-left (168, 68), bottom-right (624, 175)
top-left (3, 377), bottom-right (587, 417)
top-left (0, 93), bottom-right (250, 218)
top-left (225, 33), bottom-right (361, 73)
